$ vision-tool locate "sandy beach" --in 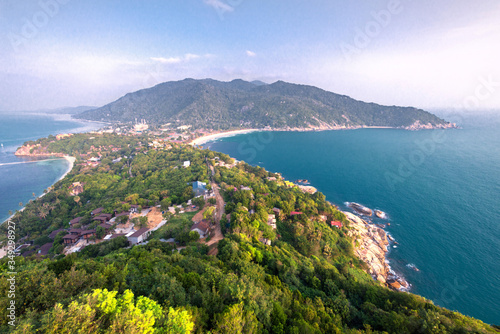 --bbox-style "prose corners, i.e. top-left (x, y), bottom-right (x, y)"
top-left (58, 156), bottom-right (76, 182)
top-left (190, 129), bottom-right (260, 146)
